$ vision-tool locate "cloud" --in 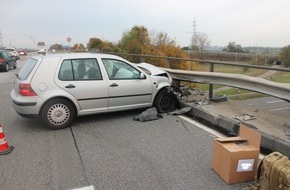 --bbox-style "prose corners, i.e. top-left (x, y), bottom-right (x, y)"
top-left (1, 0), bottom-right (290, 48)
